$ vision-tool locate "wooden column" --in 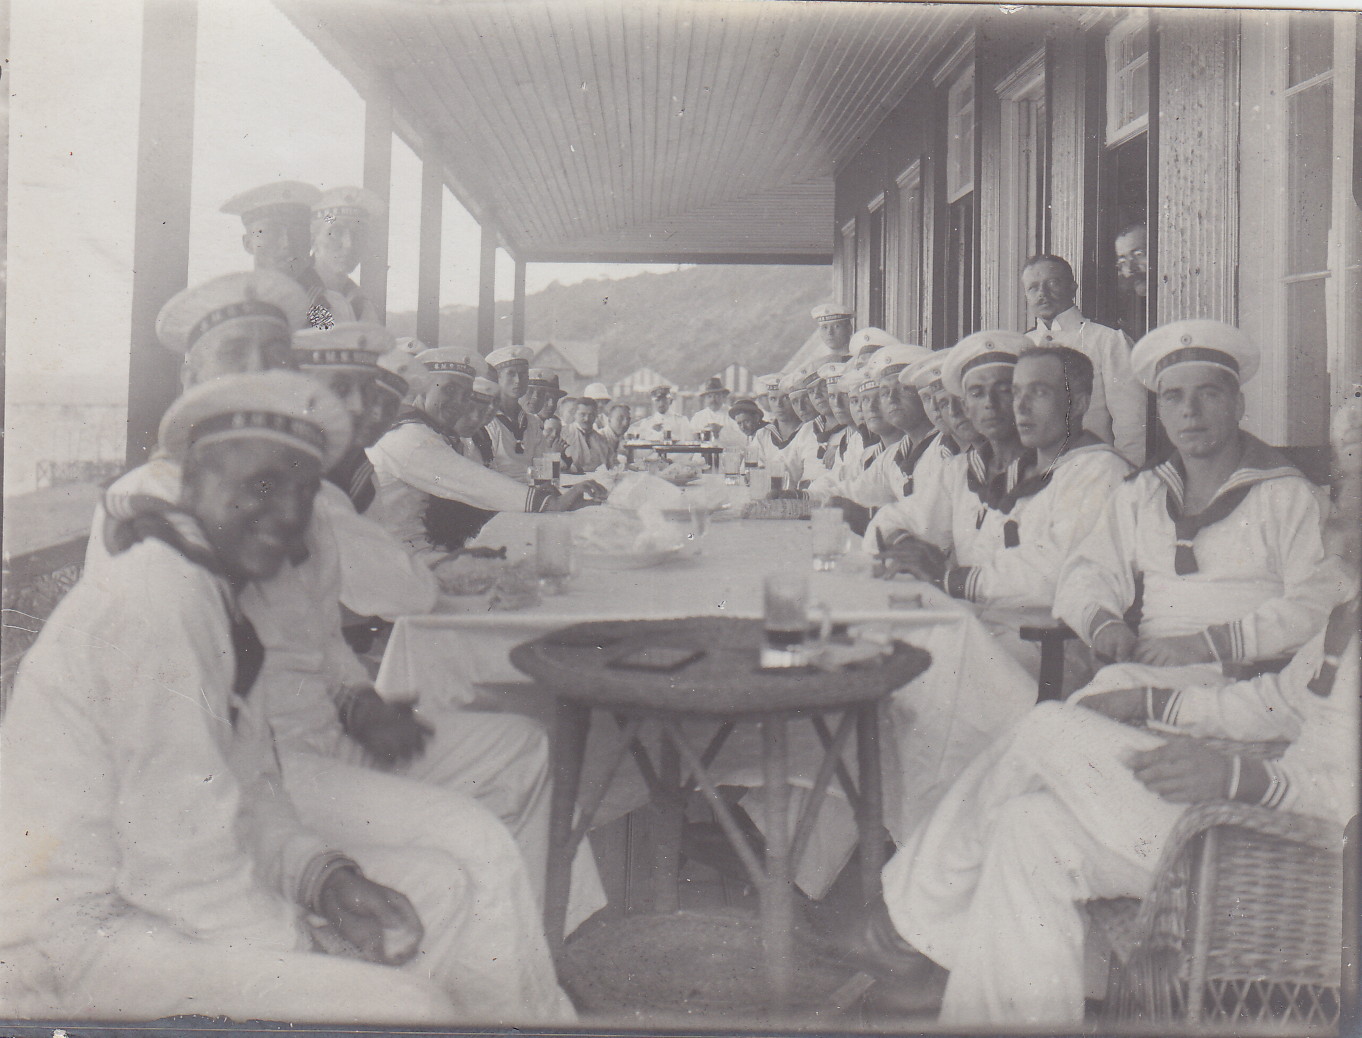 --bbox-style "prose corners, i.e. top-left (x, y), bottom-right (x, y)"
top-left (477, 220), bottom-right (497, 355)
top-left (362, 73), bottom-right (392, 321)
top-left (125, 0), bottom-right (198, 467)
top-left (416, 144), bottom-right (443, 347)
top-left (511, 258), bottom-right (527, 344)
